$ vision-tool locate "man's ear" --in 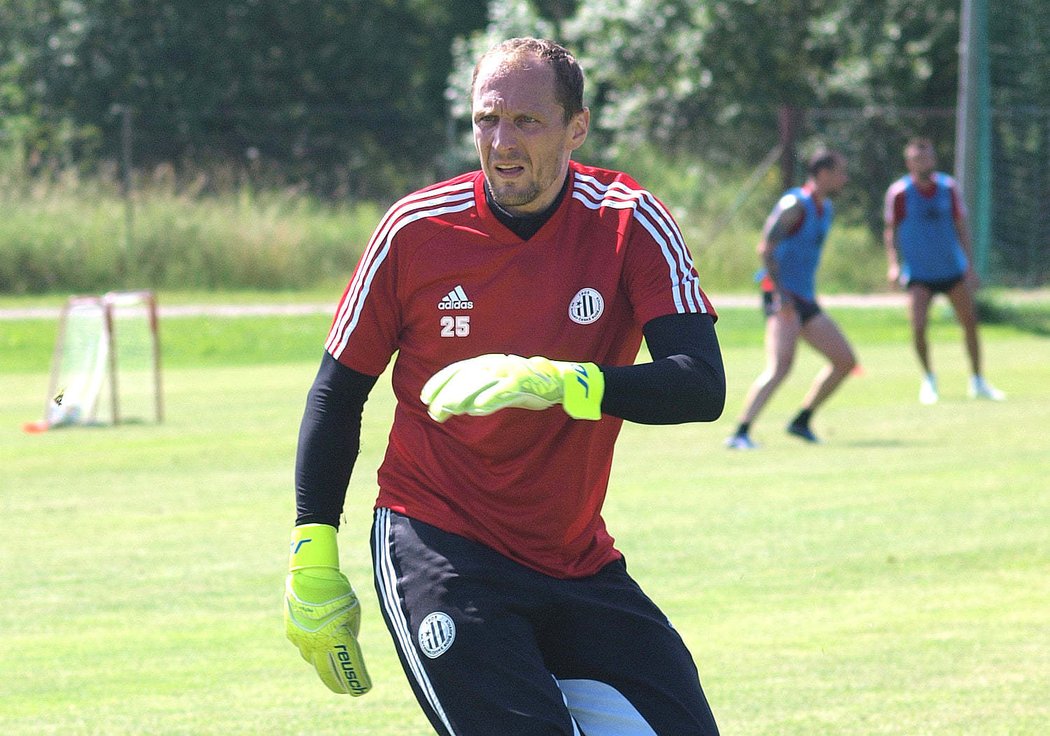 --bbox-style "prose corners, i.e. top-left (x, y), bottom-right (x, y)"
top-left (568, 108), bottom-right (590, 151)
